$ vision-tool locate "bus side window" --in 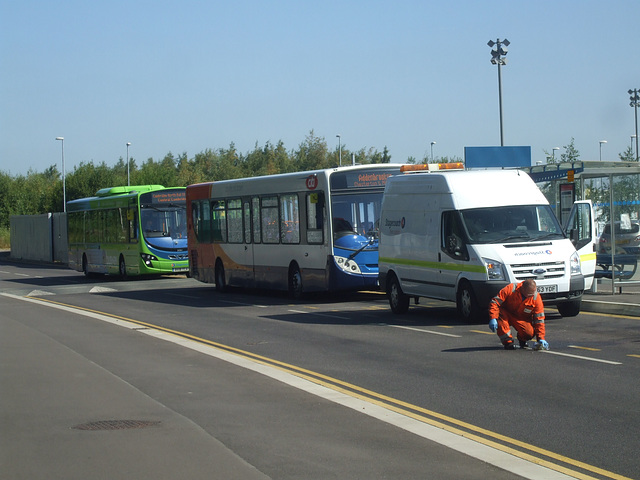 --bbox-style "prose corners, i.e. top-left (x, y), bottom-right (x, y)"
top-left (307, 192), bottom-right (324, 244)
top-left (227, 199), bottom-right (243, 243)
top-left (197, 200), bottom-right (211, 243)
top-left (261, 196), bottom-right (279, 244)
top-left (252, 197), bottom-right (261, 243)
top-left (280, 194), bottom-right (300, 244)
top-left (243, 201), bottom-right (251, 244)
top-left (211, 200), bottom-right (225, 242)
top-left (129, 209), bottom-right (138, 243)
top-left (192, 201), bottom-right (200, 240)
